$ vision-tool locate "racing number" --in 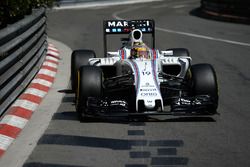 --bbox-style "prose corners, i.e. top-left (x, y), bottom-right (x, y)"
top-left (142, 71), bottom-right (151, 75)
